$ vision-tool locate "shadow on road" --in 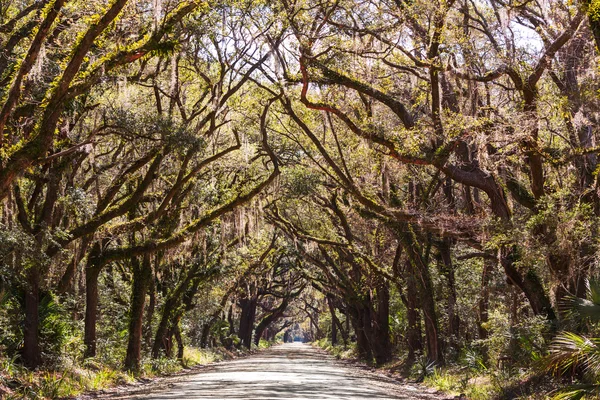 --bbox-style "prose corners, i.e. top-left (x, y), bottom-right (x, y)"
top-left (88, 343), bottom-right (441, 400)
